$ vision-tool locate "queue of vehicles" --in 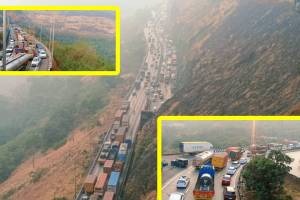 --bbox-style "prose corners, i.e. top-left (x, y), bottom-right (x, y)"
top-left (1, 24), bottom-right (48, 69)
top-left (168, 146), bottom-right (249, 200)
top-left (81, 101), bottom-right (132, 200)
